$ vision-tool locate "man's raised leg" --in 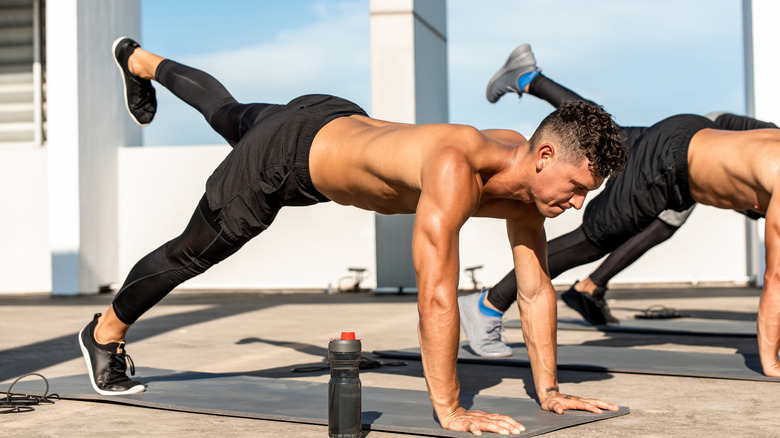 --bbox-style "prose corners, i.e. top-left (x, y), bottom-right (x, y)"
top-left (112, 37), bottom-right (161, 126)
top-left (80, 38), bottom-right (261, 395)
top-left (113, 36), bottom-right (269, 147)
top-left (562, 214), bottom-right (690, 325)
